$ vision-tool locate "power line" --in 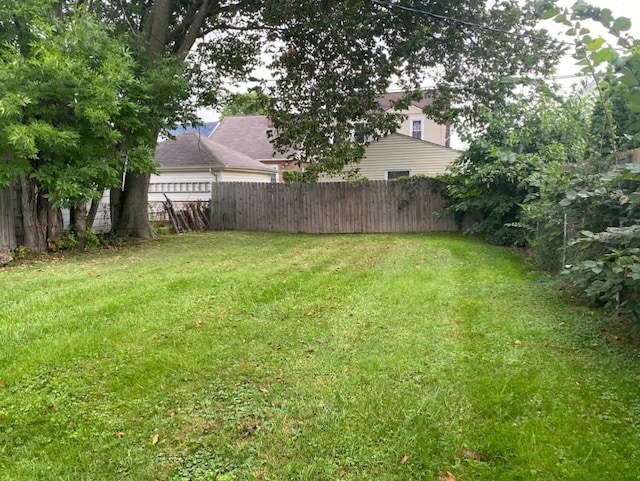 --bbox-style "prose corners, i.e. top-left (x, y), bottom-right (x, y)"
top-left (371, 0), bottom-right (569, 46)
top-left (371, 0), bottom-right (635, 59)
